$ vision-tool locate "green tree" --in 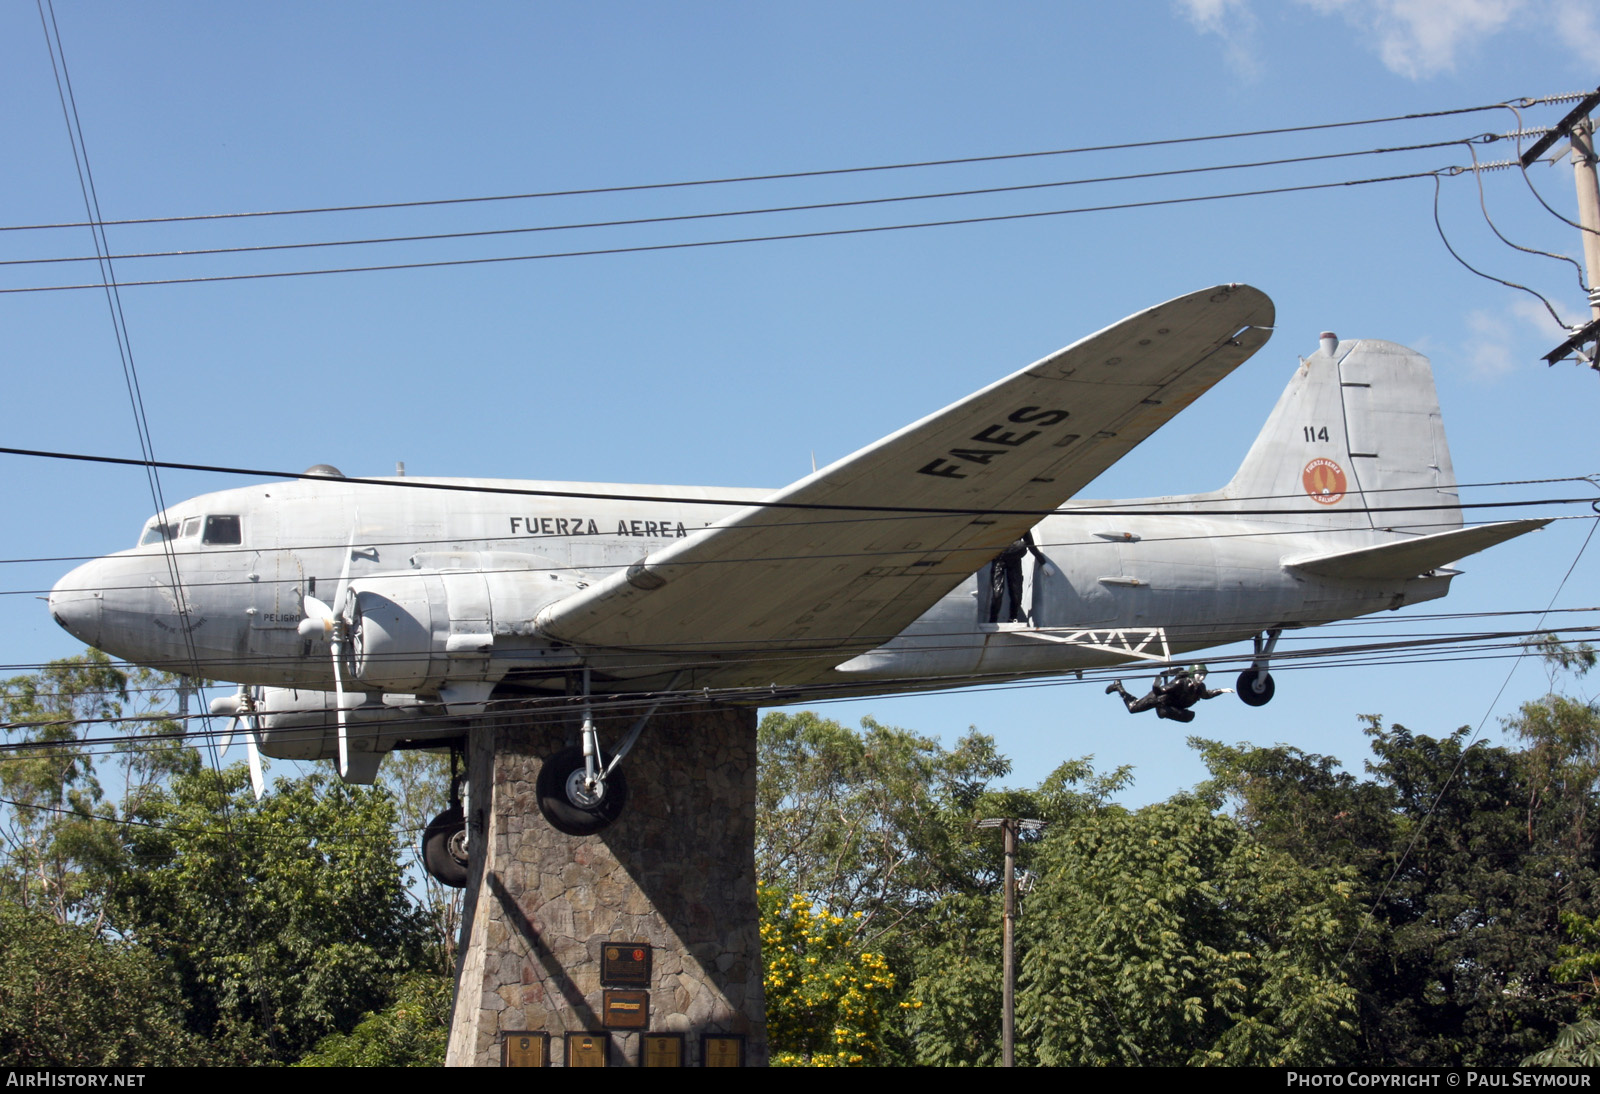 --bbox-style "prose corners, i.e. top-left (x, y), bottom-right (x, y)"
top-left (1017, 796), bottom-right (1361, 1066)
top-left (1201, 703), bottom-right (1600, 1066)
top-left (757, 712), bottom-right (1010, 939)
top-left (112, 762), bottom-right (437, 1061)
top-left (379, 748), bottom-right (463, 964)
top-left (905, 757), bottom-right (1132, 1066)
top-left (0, 900), bottom-right (207, 1066)
top-left (0, 651), bottom-right (130, 926)
top-left (294, 971), bottom-right (452, 1067)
